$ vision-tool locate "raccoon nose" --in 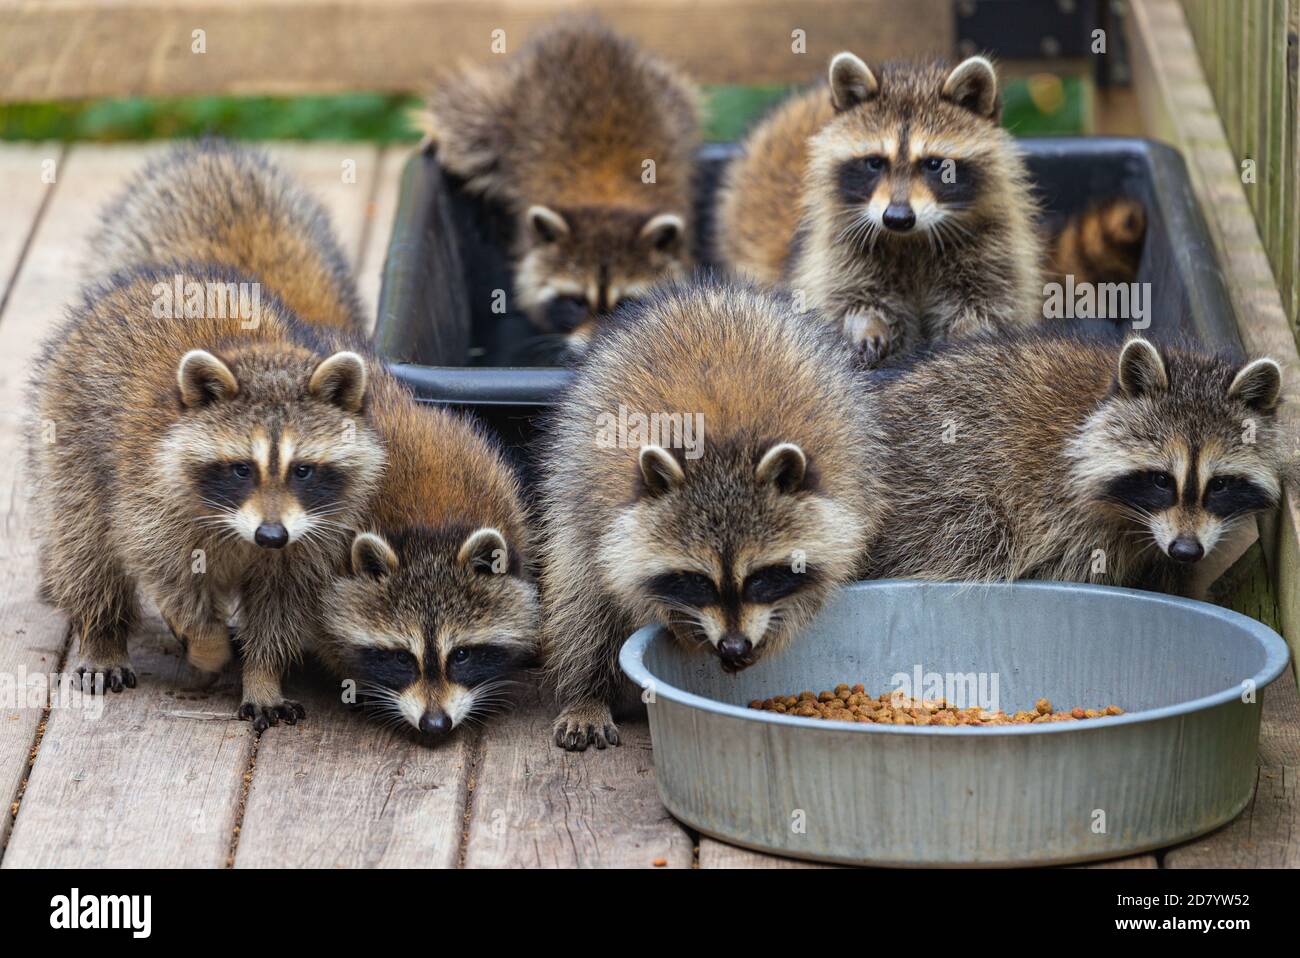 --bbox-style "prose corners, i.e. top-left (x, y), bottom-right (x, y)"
top-left (1168, 537), bottom-right (1205, 563)
top-left (882, 204), bottom-right (916, 232)
top-left (418, 709), bottom-right (453, 738)
top-left (717, 633), bottom-right (754, 671)
top-left (254, 522), bottom-right (289, 549)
